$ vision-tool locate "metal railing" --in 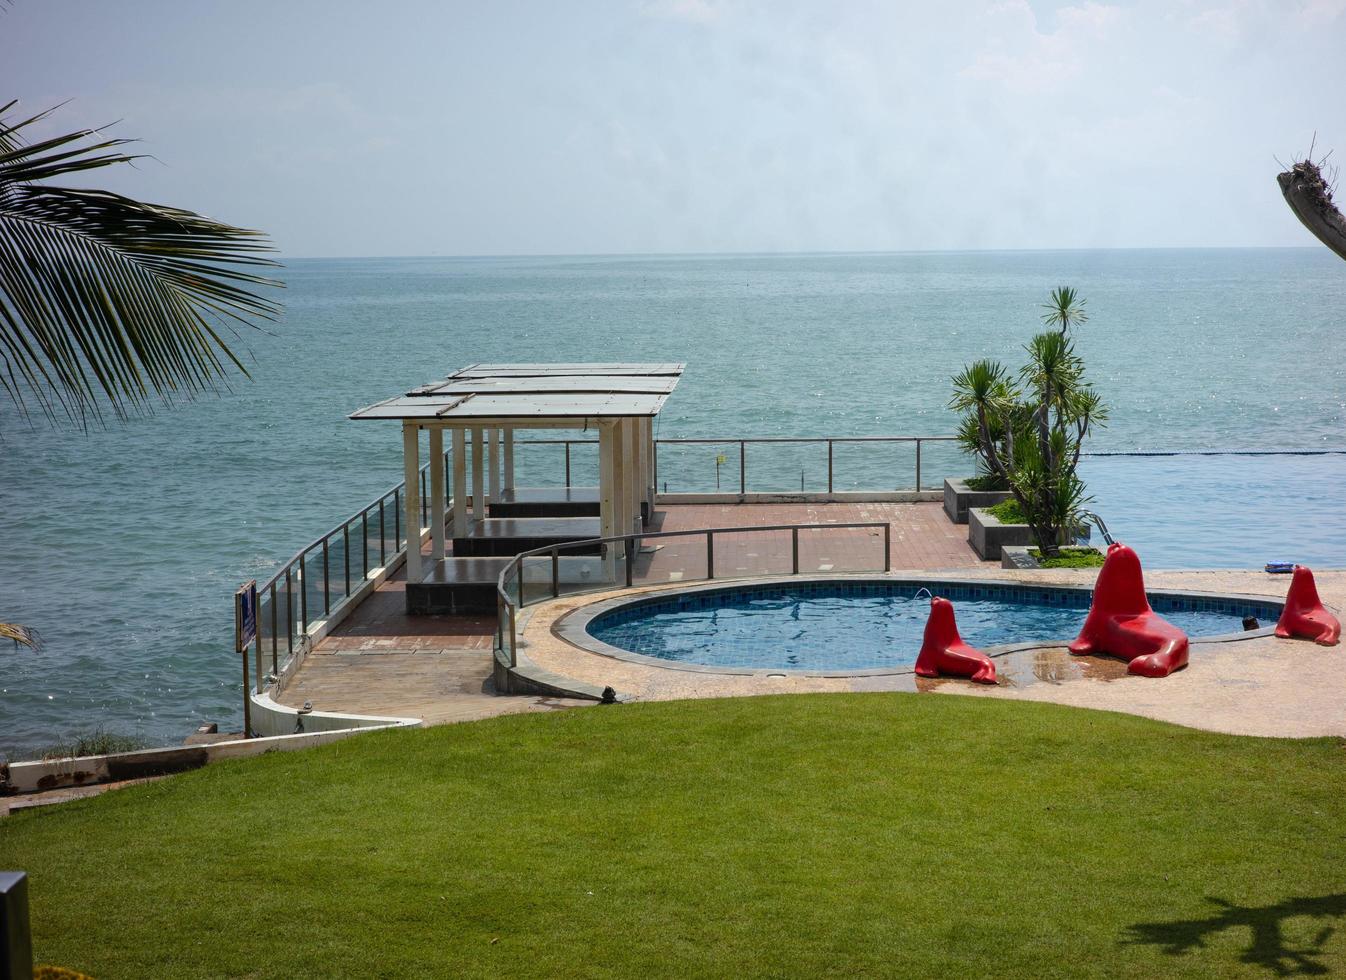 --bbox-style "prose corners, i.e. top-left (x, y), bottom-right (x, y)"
top-left (522, 434), bottom-right (956, 494)
top-left (241, 431), bottom-right (959, 703)
top-left (494, 521), bottom-right (892, 669)
top-left (248, 451), bottom-right (451, 699)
